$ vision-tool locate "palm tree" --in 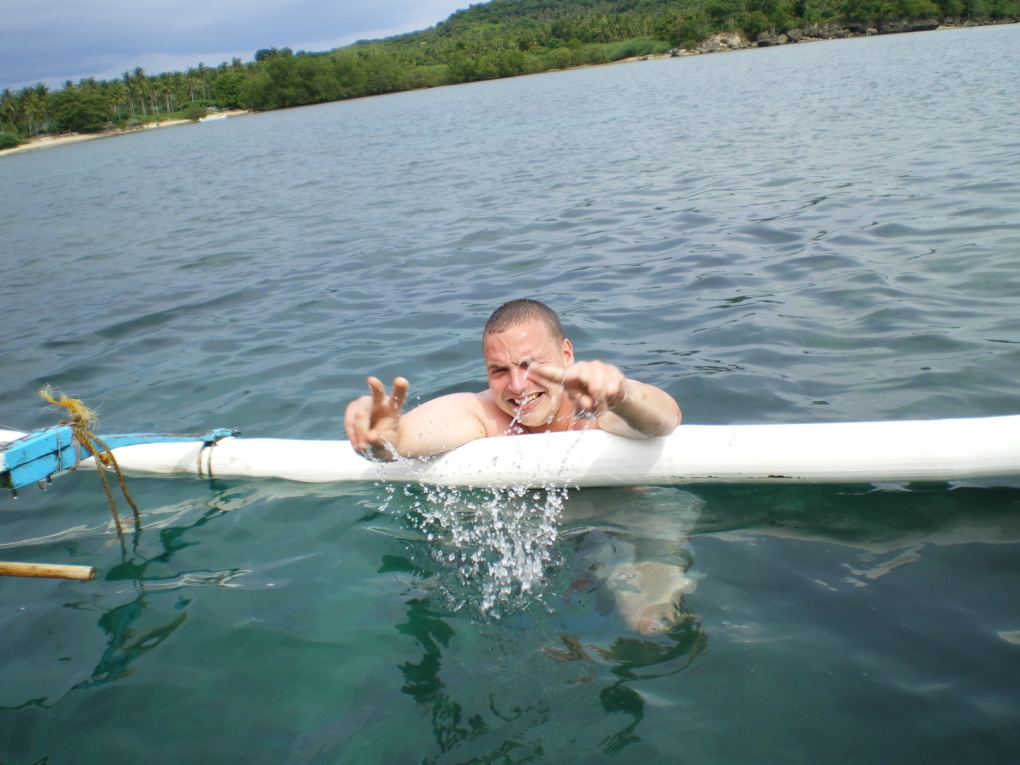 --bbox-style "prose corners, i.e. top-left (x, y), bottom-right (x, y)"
top-left (197, 63), bottom-right (210, 100)
top-left (133, 68), bottom-right (148, 115)
top-left (101, 80), bottom-right (125, 123)
top-left (0, 88), bottom-right (17, 130)
top-left (167, 72), bottom-right (185, 112)
top-left (122, 71), bottom-right (138, 117)
top-left (32, 83), bottom-right (50, 134)
top-left (147, 77), bottom-right (160, 114)
top-left (20, 89), bottom-right (43, 136)
top-left (161, 75), bottom-right (174, 114)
